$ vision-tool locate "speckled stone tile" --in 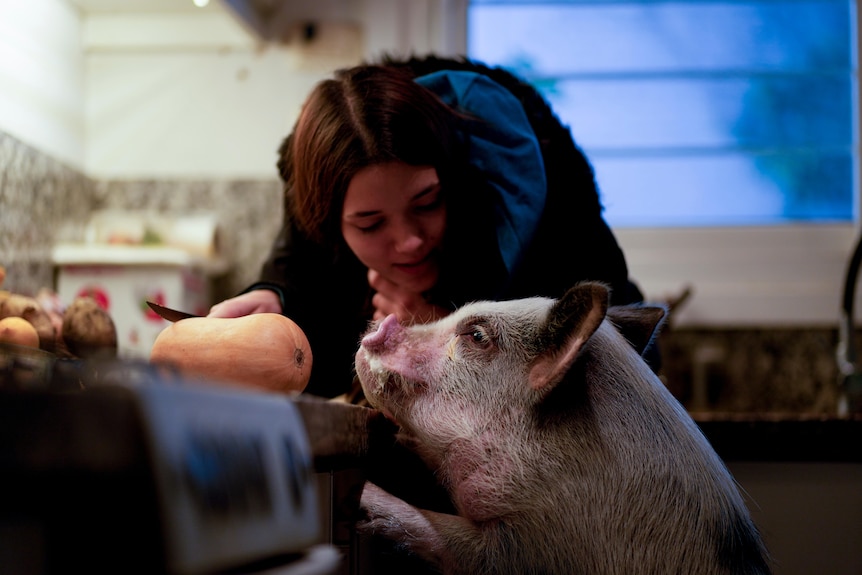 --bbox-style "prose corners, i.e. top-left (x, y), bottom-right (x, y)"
top-left (1, 130), bottom-right (282, 301)
top-left (0, 131), bottom-right (95, 295)
top-left (658, 327), bottom-right (845, 415)
top-left (91, 178), bottom-right (283, 301)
